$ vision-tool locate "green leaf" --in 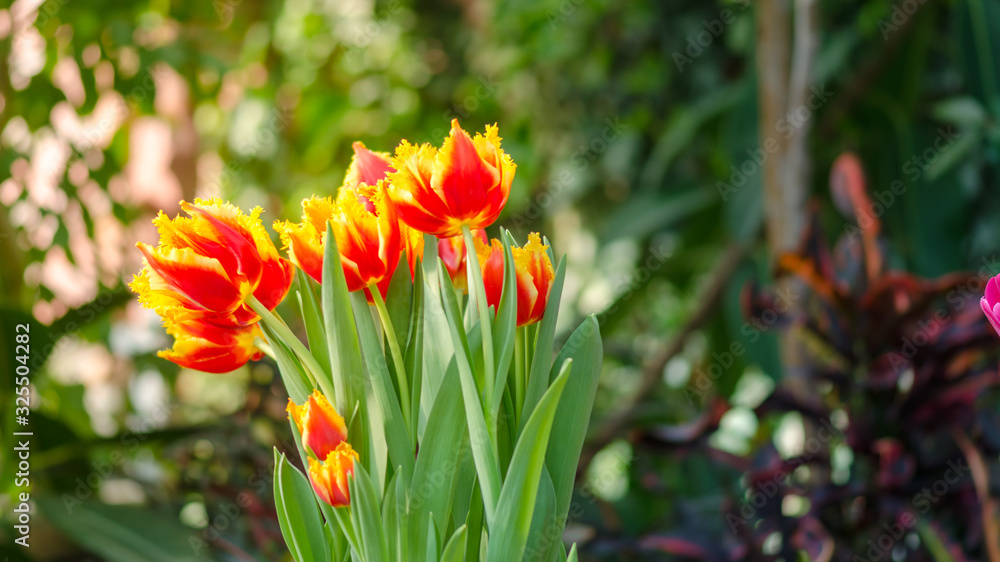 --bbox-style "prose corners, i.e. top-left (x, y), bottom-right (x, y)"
top-left (322, 222), bottom-right (364, 415)
top-left (424, 516), bottom-right (440, 562)
top-left (406, 264), bottom-right (426, 441)
top-left (520, 257), bottom-right (567, 432)
top-left (35, 498), bottom-right (211, 562)
top-left (546, 316), bottom-right (602, 537)
top-left (486, 359), bottom-right (571, 562)
top-left (419, 234), bottom-right (454, 412)
top-left (490, 229), bottom-right (518, 422)
top-left (566, 543), bottom-right (579, 562)
top-left (273, 450), bottom-right (331, 562)
top-left (260, 322), bottom-right (310, 404)
top-left (440, 525), bottom-right (468, 562)
top-left (350, 290), bottom-right (415, 483)
top-left (523, 468), bottom-right (558, 562)
top-left (438, 258), bottom-right (502, 524)
top-left (410, 358), bottom-right (467, 536)
top-left (386, 255), bottom-right (414, 352)
top-left (381, 471), bottom-right (401, 562)
top-left (296, 272), bottom-right (331, 378)
top-left (350, 464), bottom-right (391, 562)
